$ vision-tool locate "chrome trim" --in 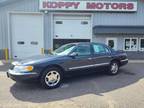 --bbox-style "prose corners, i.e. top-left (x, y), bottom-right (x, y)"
top-left (12, 61), bottom-right (22, 66)
top-left (121, 59), bottom-right (129, 62)
top-left (69, 63), bottom-right (109, 70)
top-left (93, 56), bottom-right (111, 59)
top-left (8, 69), bottom-right (37, 76)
